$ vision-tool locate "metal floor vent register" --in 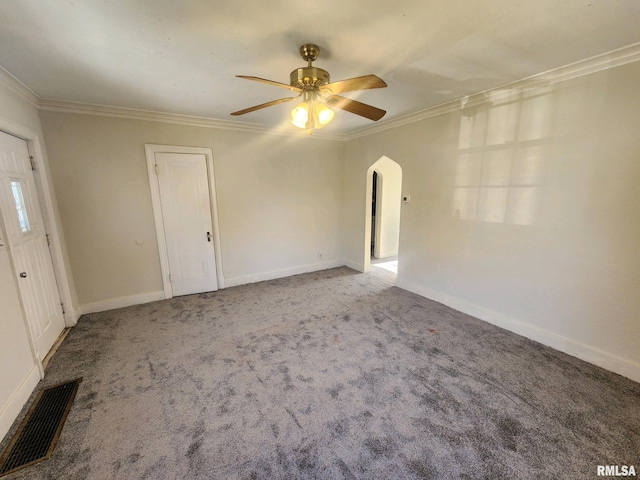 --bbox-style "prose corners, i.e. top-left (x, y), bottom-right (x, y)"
top-left (0, 378), bottom-right (81, 477)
